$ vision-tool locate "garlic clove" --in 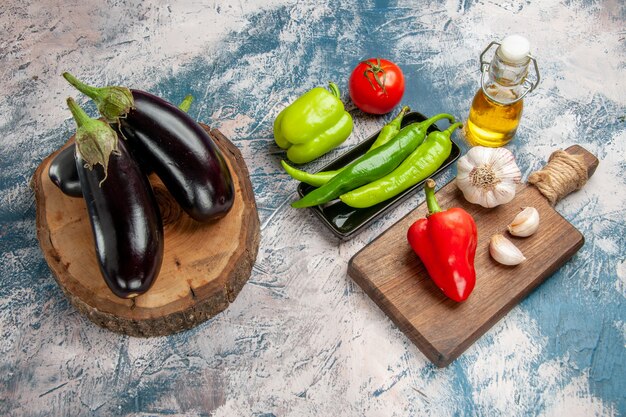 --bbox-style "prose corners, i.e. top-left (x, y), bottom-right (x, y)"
top-left (490, 234), bottom-right (526, 266)
top-left (483, 190), bottom-right (501, 208)
top-left (492, 181), bottom-right (518, 206)
top-left (491, 149), bottom-right (522, 179)
top-left (508, 207), bottom-right (540, 237)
